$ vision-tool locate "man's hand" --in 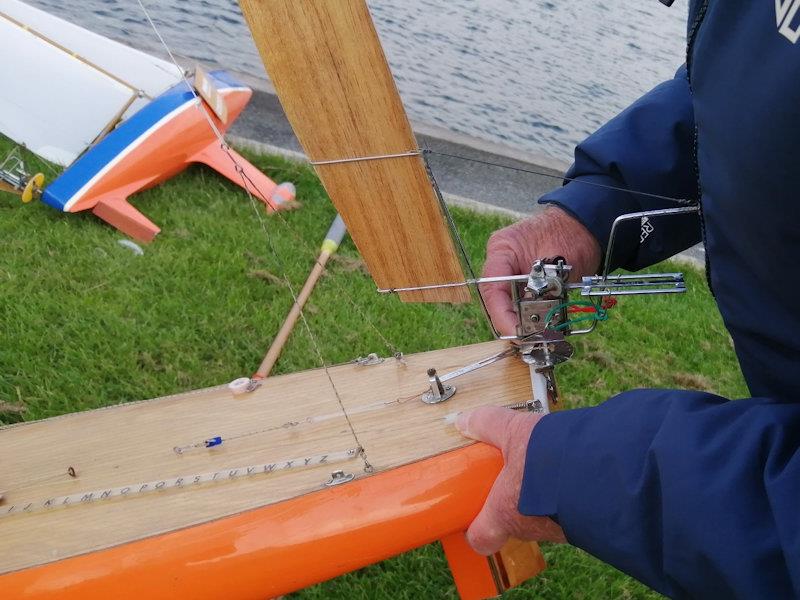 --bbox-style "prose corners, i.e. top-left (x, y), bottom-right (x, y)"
top-left (481, 207), bottom-right (601, 336)
top-left (455, 406), bottom-right (566, 554)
